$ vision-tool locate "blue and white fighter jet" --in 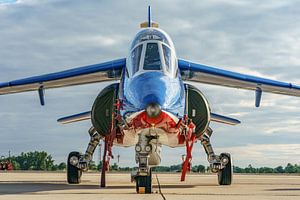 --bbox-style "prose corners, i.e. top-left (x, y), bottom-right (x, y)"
top-left (1, 6), bottom-right (300, 193)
